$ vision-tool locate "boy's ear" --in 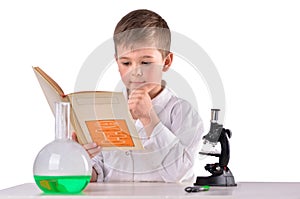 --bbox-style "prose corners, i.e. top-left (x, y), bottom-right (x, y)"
top-left (162, 52), bottom-right (173, 72)
top-left (115, 54), bottom-right (121, 72)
